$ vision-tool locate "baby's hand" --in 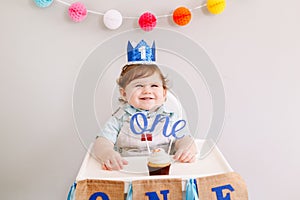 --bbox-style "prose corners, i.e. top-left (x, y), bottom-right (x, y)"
top-left (101, 150), bottom-right (128, 171)
top-left (173, 148), bottom-right (196, 163)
